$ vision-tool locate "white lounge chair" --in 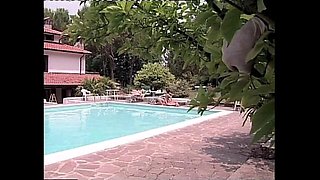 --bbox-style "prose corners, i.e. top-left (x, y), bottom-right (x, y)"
top-left (233, 101), bottom-right (241, 111)
top-left (81, 89), bottom-right (91, 101)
